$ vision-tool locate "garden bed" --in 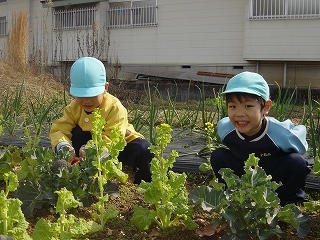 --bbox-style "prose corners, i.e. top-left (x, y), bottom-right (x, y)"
top-left (1, 130), bottom-right (320, 239)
